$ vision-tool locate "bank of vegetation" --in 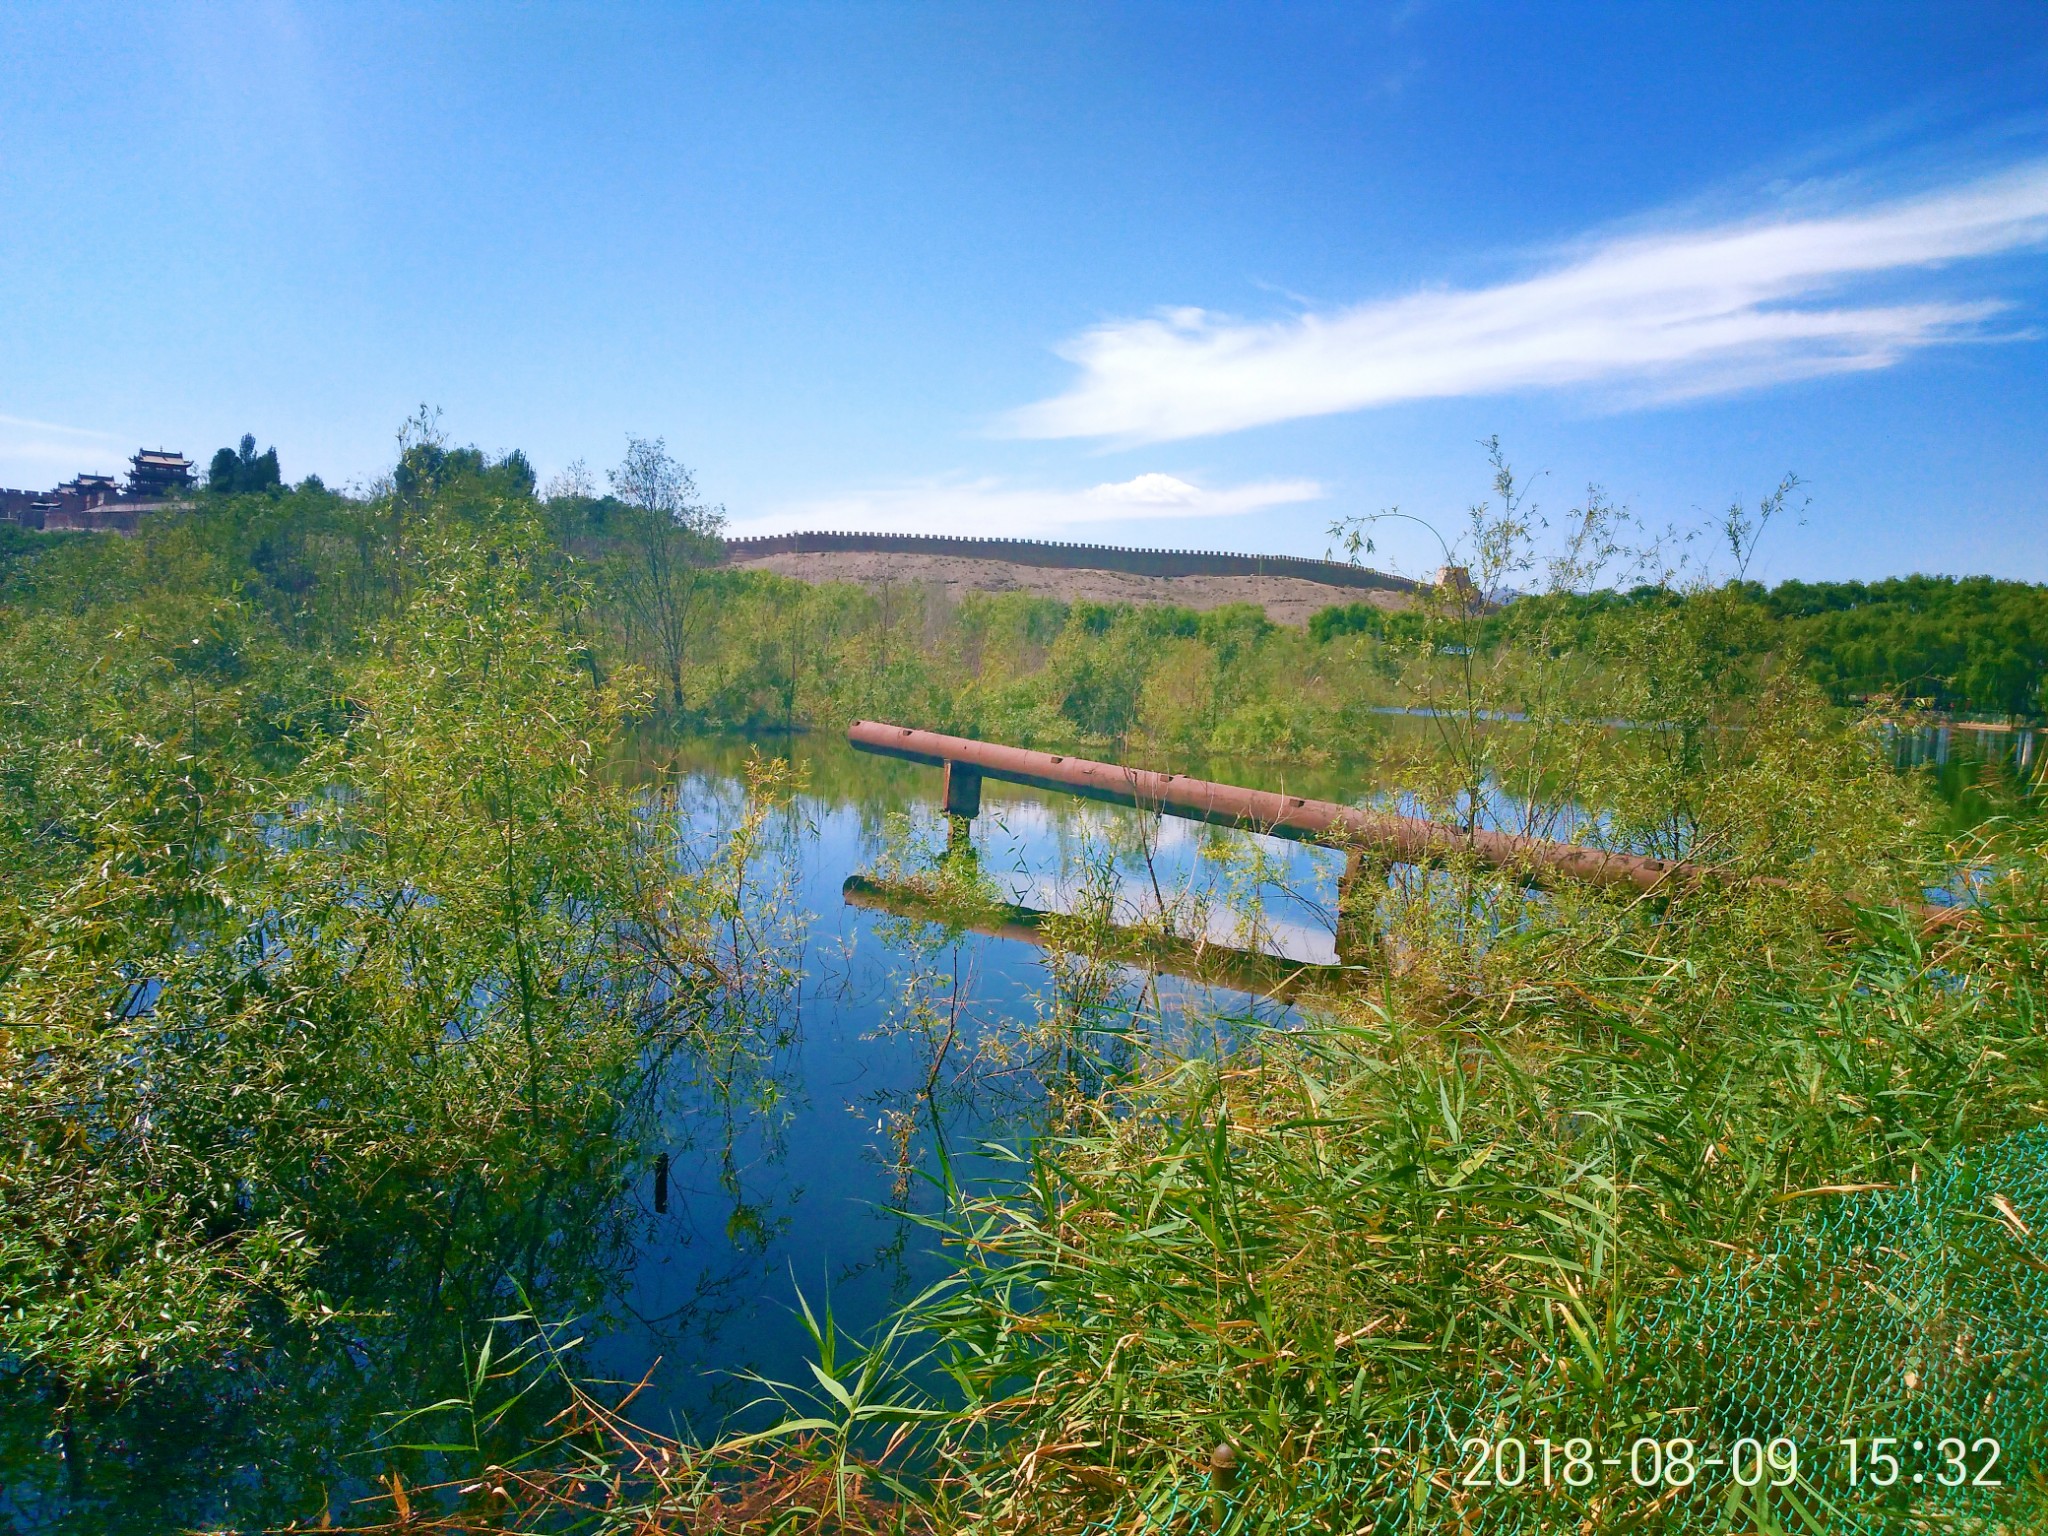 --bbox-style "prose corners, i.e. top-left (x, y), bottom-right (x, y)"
top-left (2, 426), bottom-right (2044, 1532)
top-left (1317, 575), bottom-right (2048, 721)
top-left (10, 430), bottom-right (2045, 771)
